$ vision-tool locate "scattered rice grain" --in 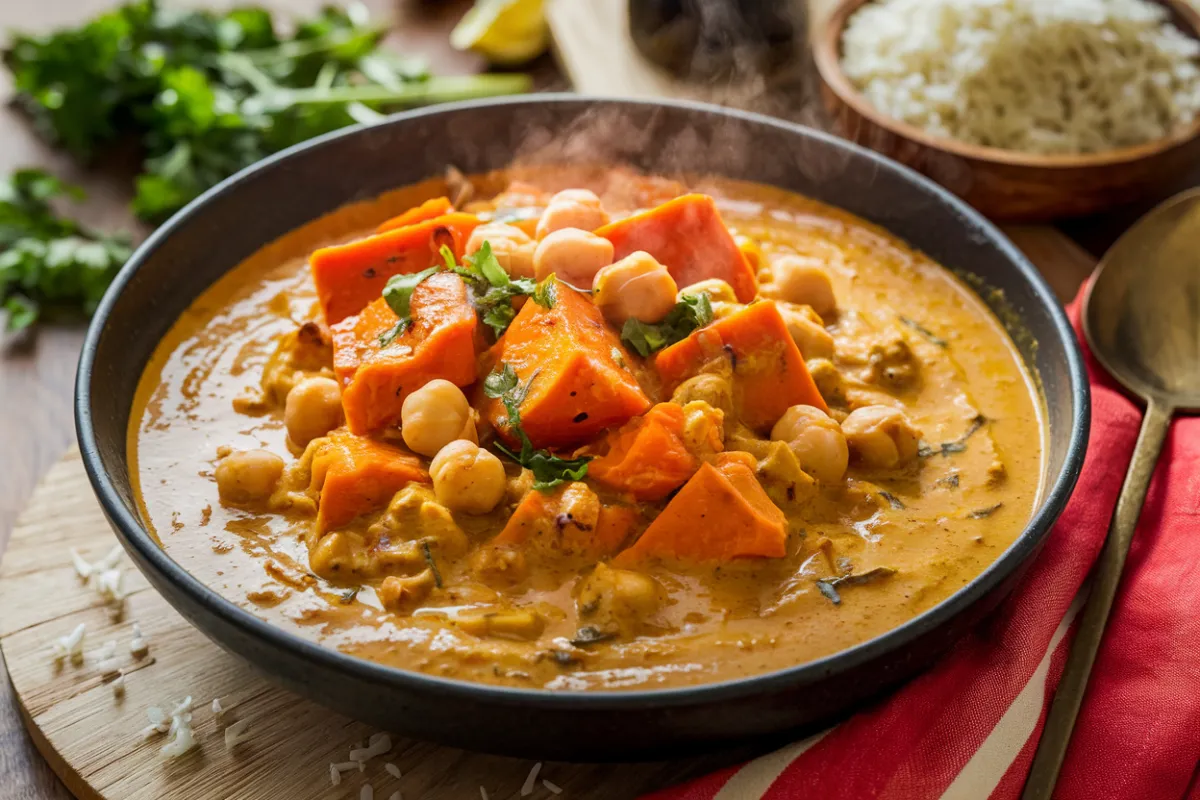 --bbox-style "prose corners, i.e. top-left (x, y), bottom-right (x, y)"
top-left (330, 764), bottom-right (342, 787)
top-left (224, 719), bottom-right (250, 750)
top-left (51, 622), bottom-right (87, 665)
top-left (384, 763), bottom-right (402, 779)
top-left (543, 779), bottom-right (563, 795)
top-left (130, 623), bottom-right (149, 658)
top-left (521, 762), bottom-right (543, 796)
top-left (360, 786), bottom-right (374, 800)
